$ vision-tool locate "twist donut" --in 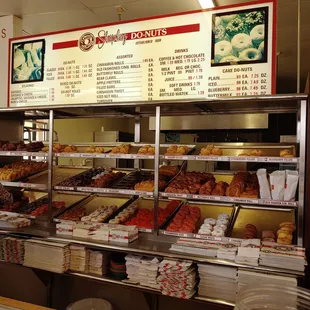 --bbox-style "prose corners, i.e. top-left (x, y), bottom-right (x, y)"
top-left (231, 33), bottom-right (253, 54)
top-left (239, 48), bottom-right (262, 61)
top-left (214, 40), bottom-right (233, 63)
top-left (250, 24), bottom-right (265, 46)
